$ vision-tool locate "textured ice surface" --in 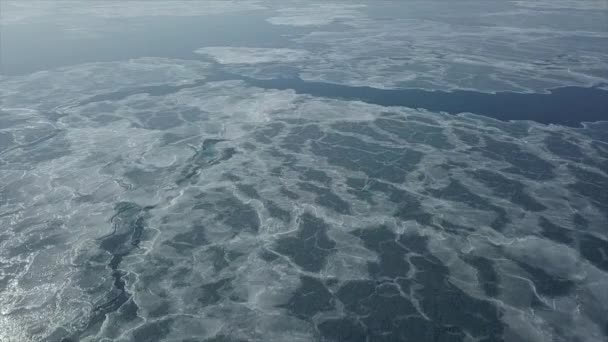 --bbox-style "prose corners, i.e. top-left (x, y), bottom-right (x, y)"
top-left (1, 1), bottom-right (608, 342)
top-left (263, 1), bottom-right (608, 92)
